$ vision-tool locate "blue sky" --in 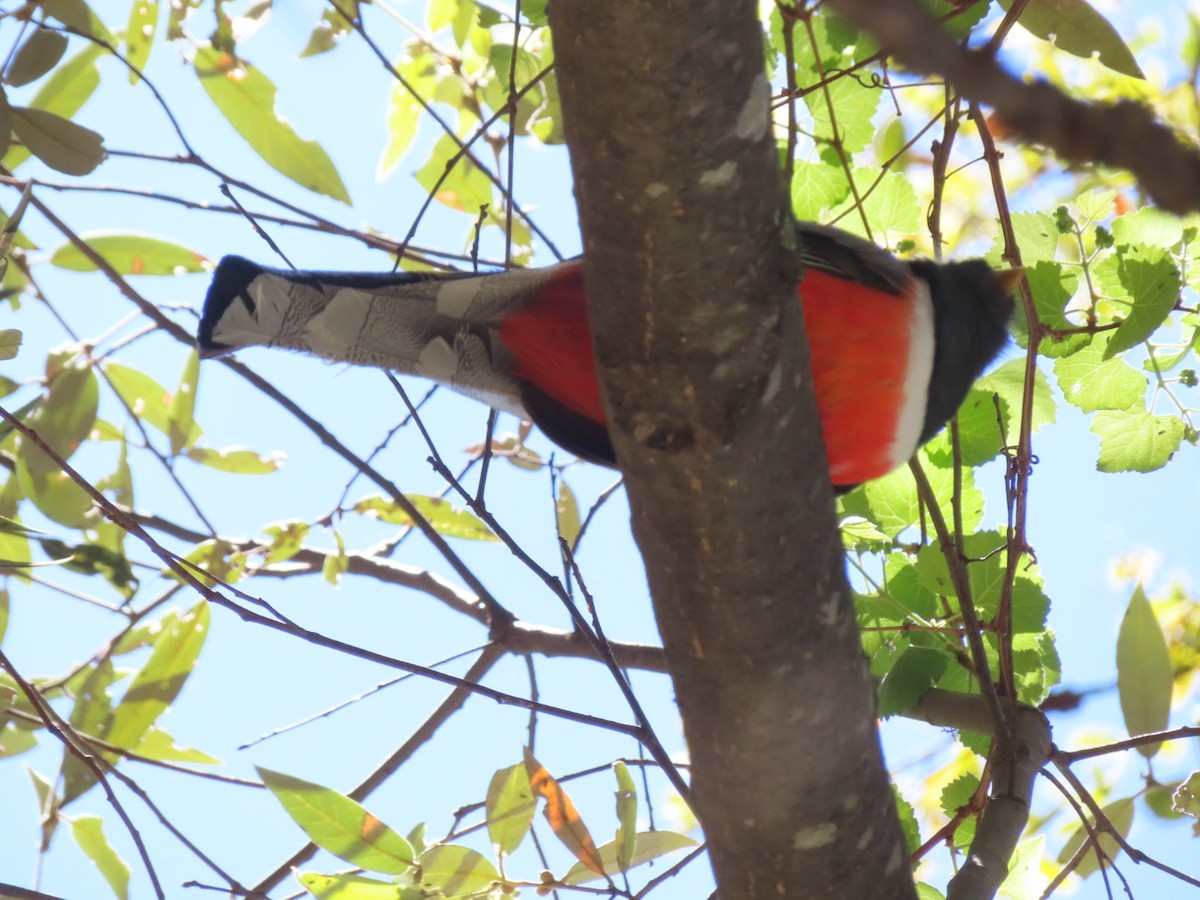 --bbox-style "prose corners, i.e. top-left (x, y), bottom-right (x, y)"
top-left (1, 1), bottom-right (1198, 898)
